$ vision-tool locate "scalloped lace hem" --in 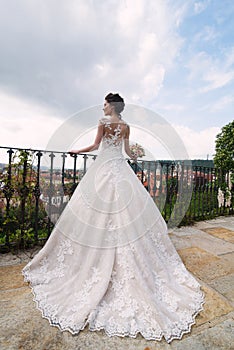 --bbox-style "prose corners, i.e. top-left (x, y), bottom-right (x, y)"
top-left (23, 269), bottom-right (205, 344)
